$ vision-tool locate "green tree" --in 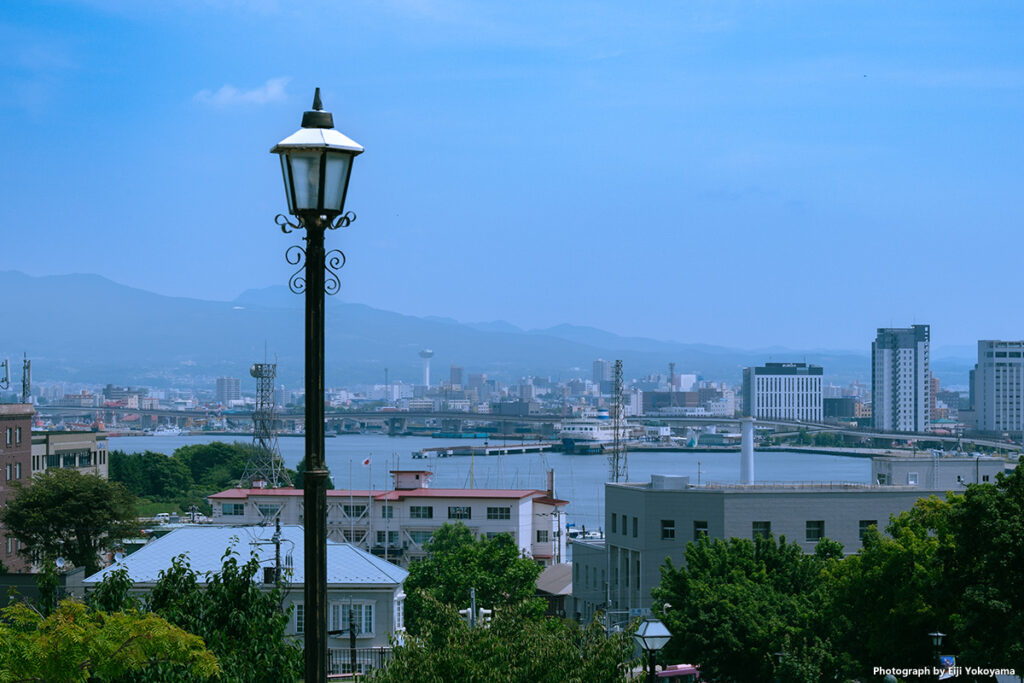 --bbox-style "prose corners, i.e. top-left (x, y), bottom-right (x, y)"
top-left (0, 598), bottom-right (219, 682)
top-left (946, 466), bottom-right (1024, 675)
top-left (0, 469), bottom-right (140, 575)
top-left (652, 534), bottom-right (840, 682)
top-left (91, 549), bottom-right (302, 683)
top-left (110, 450), bottom-right (193, 500)
top-left (403, 523), bottom-right (544, 635)
top-left (368, 595), bottom-right (635, 683)
top-left (172, 441), bottom-right (252, 491)
top-left (825, 495), bottom-right (955, 678)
